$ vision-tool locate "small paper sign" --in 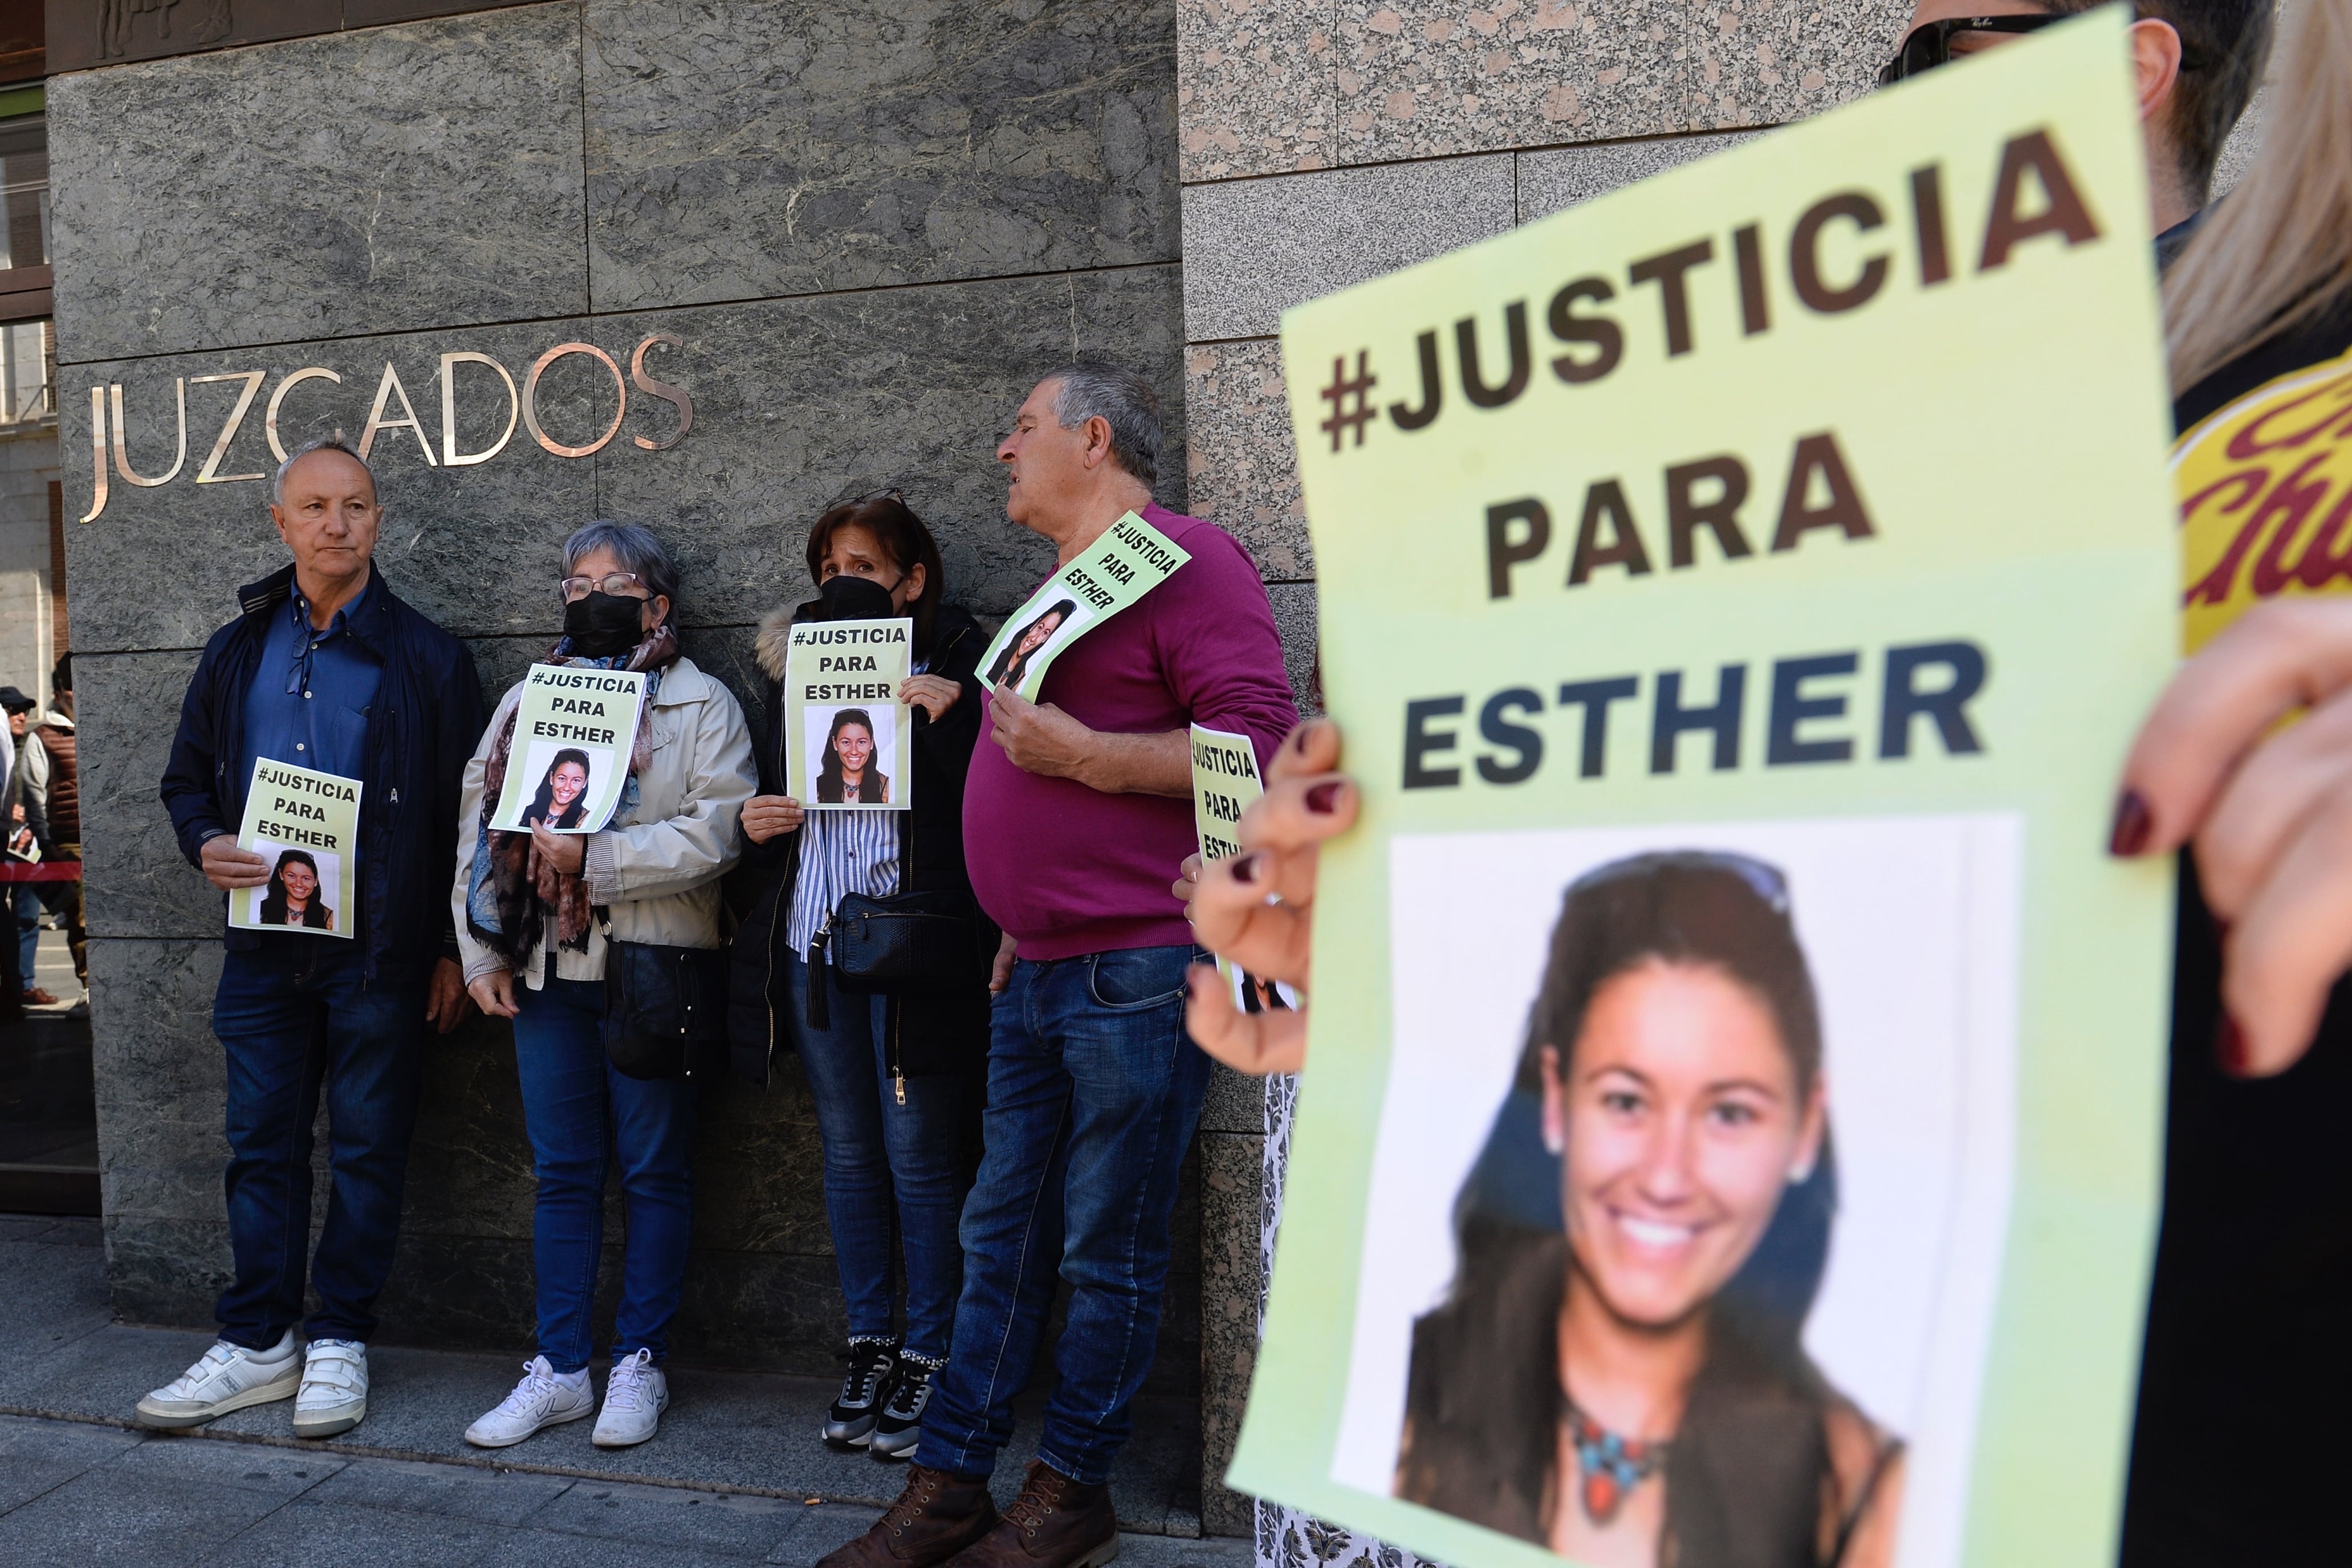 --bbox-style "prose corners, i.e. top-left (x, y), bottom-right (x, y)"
top-left (489, 664), bottom-right (646, 833)
top-left (1190, 723), bottom-right (1298, 1015)
top-left (978, 511), bottom-right (1192, 700)
top-left (785, 617), bottom-right (914, 810)
top-left (230, 757), bottom-right (361, 938)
